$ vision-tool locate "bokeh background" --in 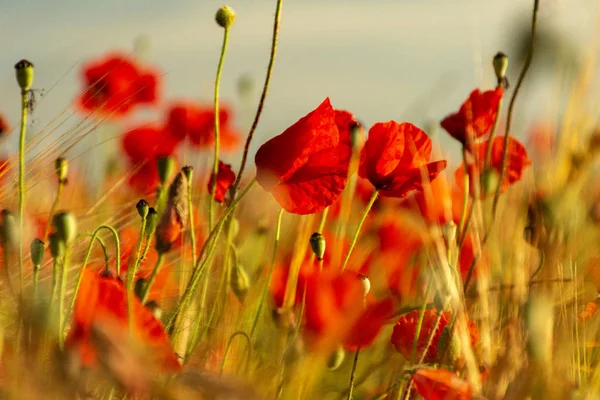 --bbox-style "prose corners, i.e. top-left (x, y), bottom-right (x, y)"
top-left (0, 0), bottom-right (598, 169)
